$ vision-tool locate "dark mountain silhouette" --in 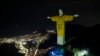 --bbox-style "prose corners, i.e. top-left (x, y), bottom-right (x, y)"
top-left (66, 24), bottom-right (100, 55)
